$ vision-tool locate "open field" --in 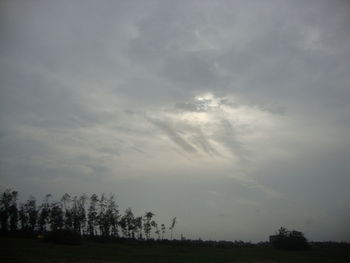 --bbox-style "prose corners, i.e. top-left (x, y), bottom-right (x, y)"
top-left (1, 237), bottom-right (349, 263)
